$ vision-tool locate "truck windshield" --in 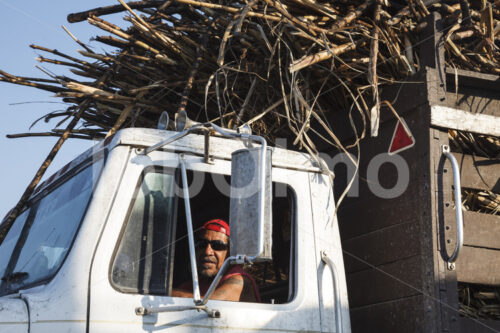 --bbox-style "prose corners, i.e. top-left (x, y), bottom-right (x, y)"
top-left (0, 160), bottom-right (102, 295)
